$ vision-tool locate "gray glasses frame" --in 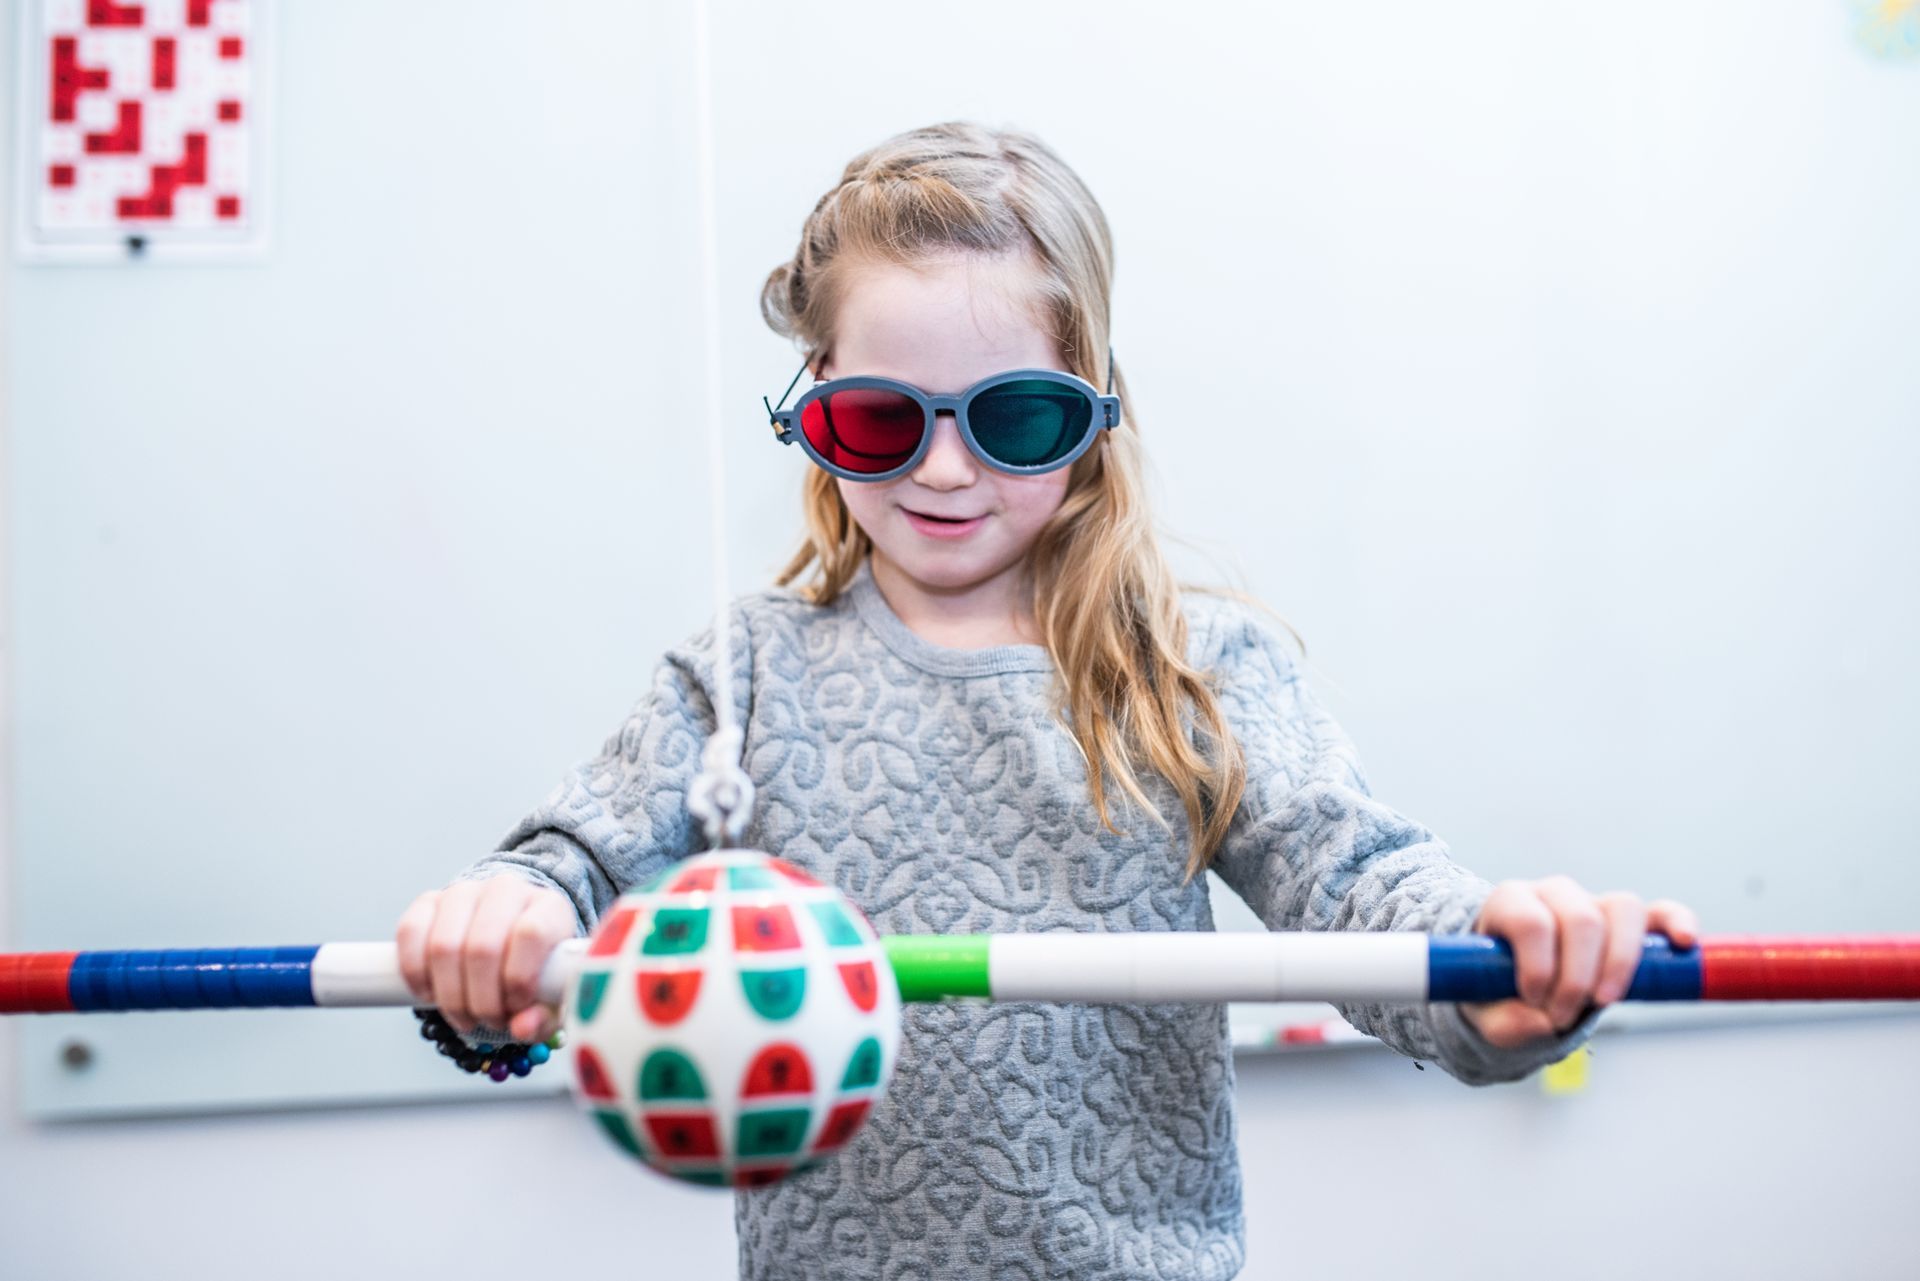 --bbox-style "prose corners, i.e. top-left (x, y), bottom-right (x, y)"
top-left (763, 348), bottom-right (1121, 483)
